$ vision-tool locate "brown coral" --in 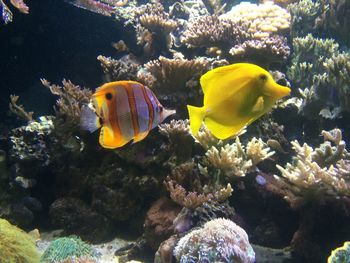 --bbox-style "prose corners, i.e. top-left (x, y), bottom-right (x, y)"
top-left (97, 55), bottom-right (140, 81)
